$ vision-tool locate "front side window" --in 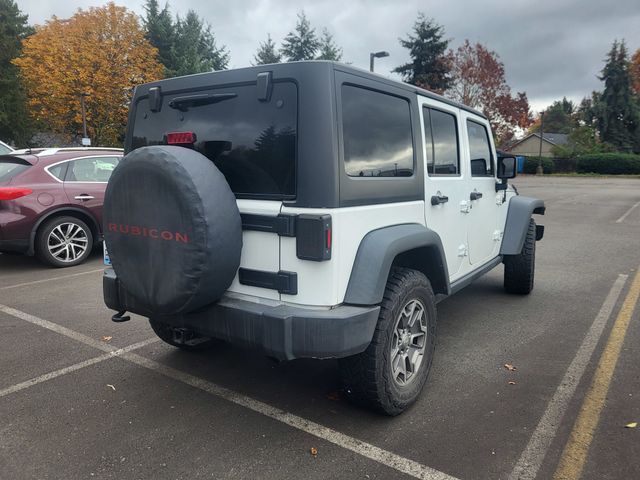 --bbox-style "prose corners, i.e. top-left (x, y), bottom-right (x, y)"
top-left (342, 85), bottom-right (414, 177)
top-left (467, 120), bottom-right (494, 177)
top-left (65, 157), bottom-right (119, 182)
top-left (423, 107), bottom-right (460, 175)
